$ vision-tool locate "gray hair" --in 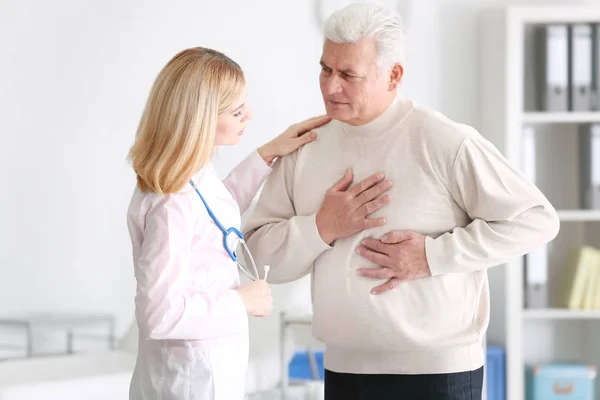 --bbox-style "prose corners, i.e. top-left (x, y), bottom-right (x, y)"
top-left (323, 3), bottom-right (405, 70)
